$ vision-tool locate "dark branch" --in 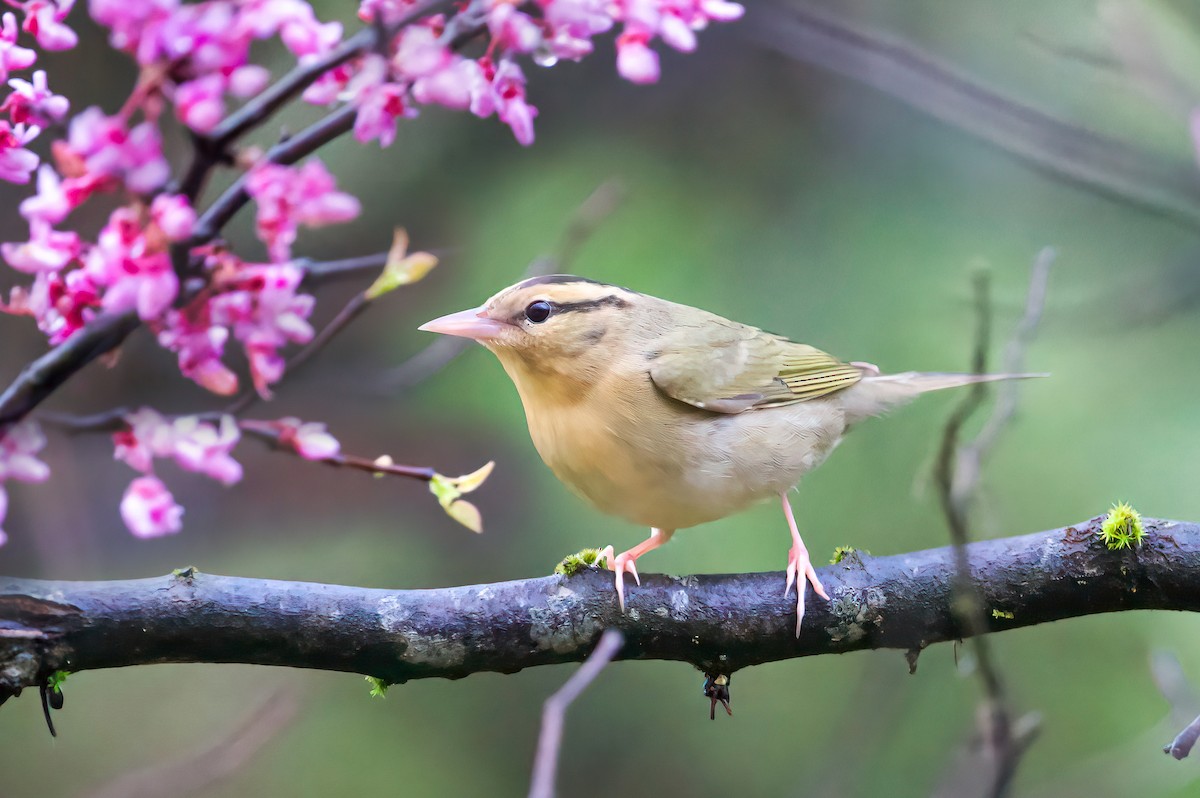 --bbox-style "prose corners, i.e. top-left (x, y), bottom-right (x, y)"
top-left (0, 311), bottom-right (140, 428)
top-left (1, 516), bottom-right (1197, 705)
